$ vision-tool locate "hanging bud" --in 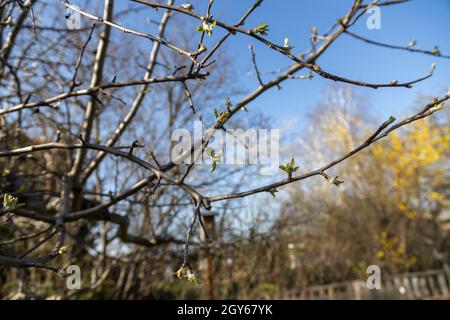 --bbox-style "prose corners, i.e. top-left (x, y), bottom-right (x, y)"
top-left (329, 176), bottom-right (344, 187)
